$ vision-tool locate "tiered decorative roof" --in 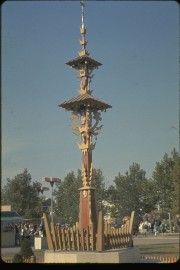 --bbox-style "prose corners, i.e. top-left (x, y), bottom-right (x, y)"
top-left (59, 0), bottom-right (112, 111)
